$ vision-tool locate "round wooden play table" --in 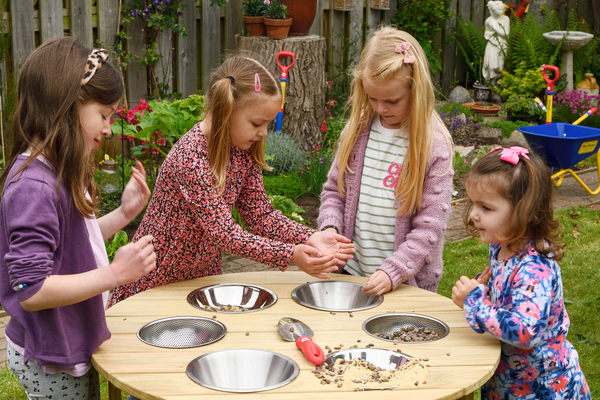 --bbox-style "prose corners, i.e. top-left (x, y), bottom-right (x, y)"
top-left (92, 271), bottom-right (500, 399)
